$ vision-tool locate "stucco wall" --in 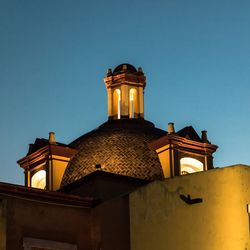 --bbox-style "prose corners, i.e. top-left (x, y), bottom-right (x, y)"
top-left (2, 195), bottom-right (92, 250)
top-left (130, 165), bottom-right (250, 250)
